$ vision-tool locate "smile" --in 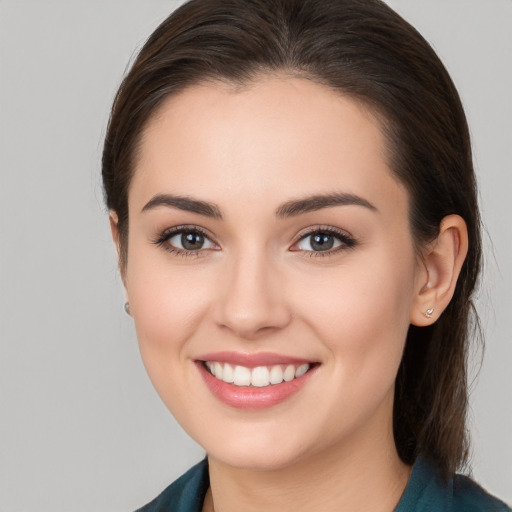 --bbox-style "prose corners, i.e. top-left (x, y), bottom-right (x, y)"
top-left (204, 361), bottom-right (311, 388)
top-left (196, 354), bottom-right (318, 409)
